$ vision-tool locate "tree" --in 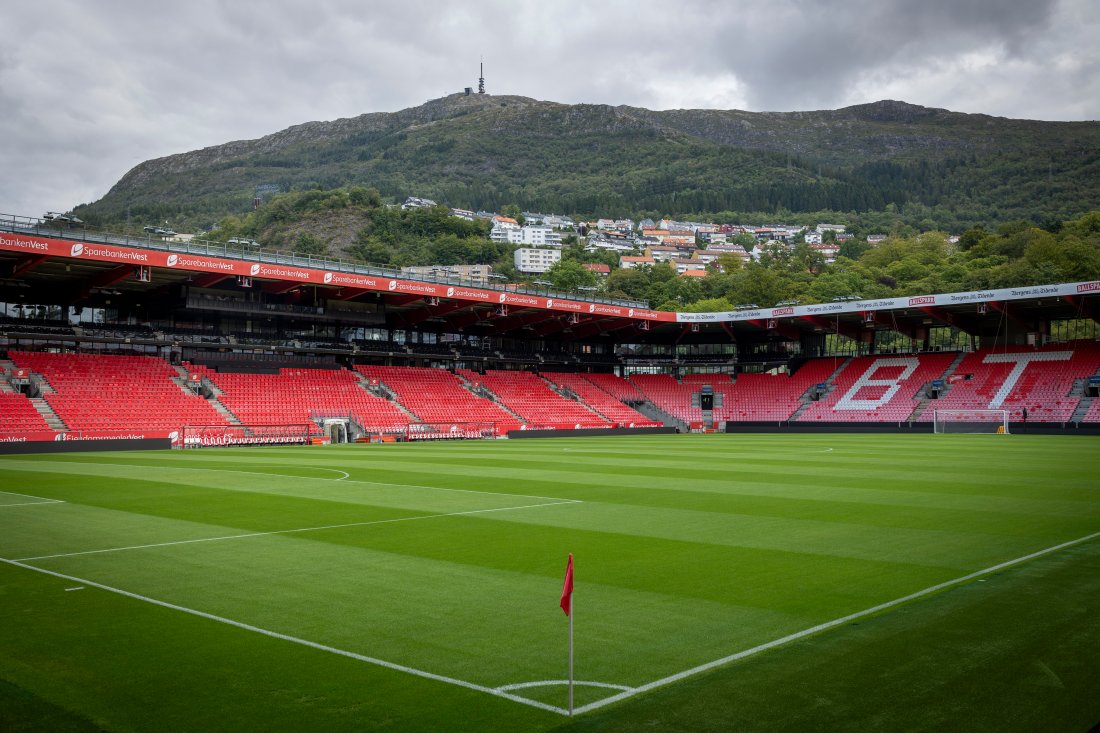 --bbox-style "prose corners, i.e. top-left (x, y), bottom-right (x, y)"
top-left (545, 258), bottom-right (597, 291)
top-left (294, 233), bottom-right (329, 257)
top-left (501, 204), bottom-right (525, 226)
